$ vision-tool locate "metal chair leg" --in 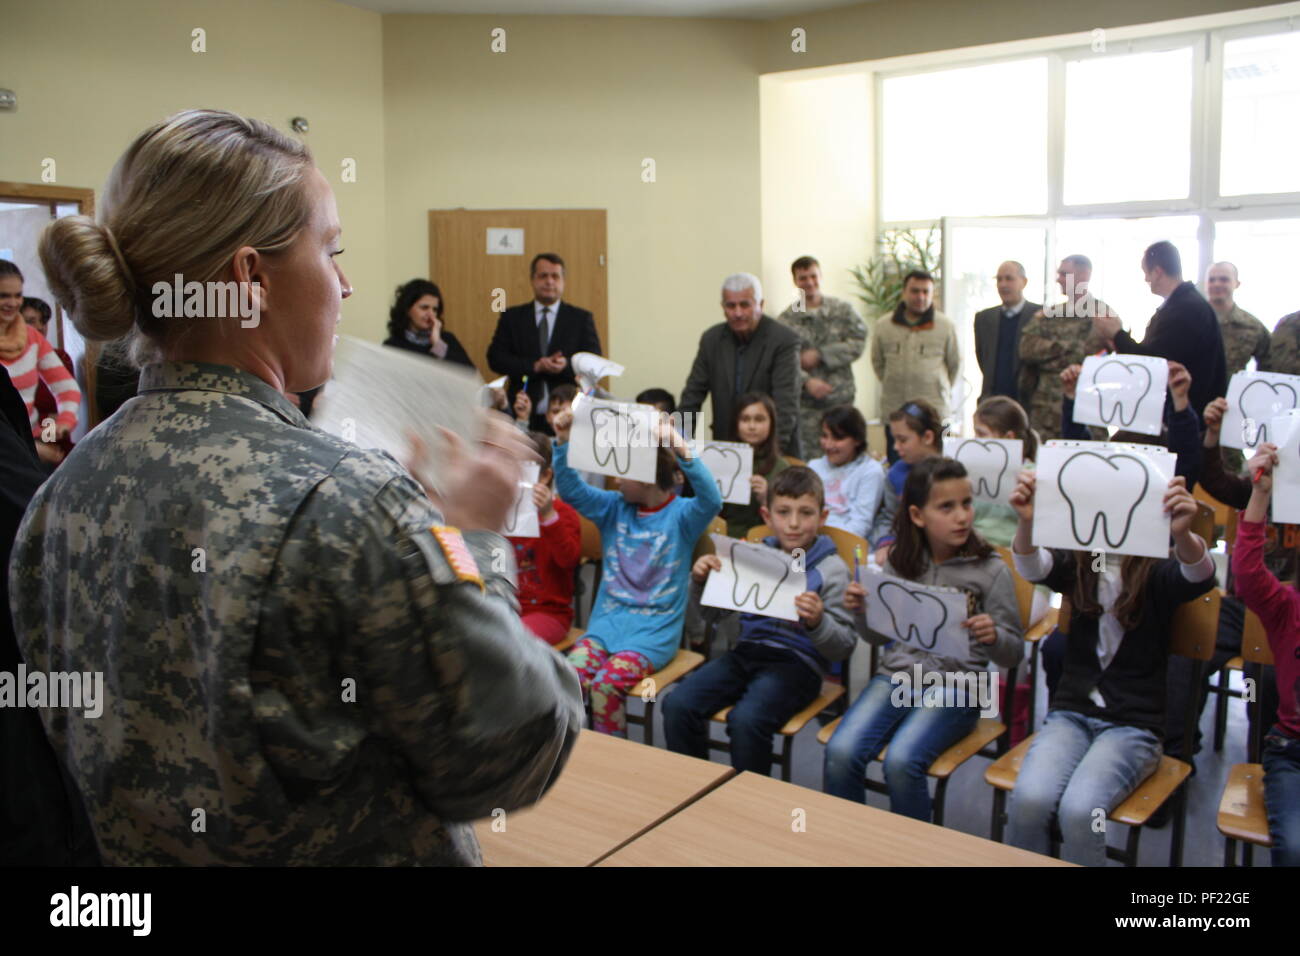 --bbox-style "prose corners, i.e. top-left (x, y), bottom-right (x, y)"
top-left (1213, 666), bottom-right (1230, 753)
top-left (1169, 783), bottom-right (1188, 867)
top-left (1224, 837), bottom-right (1236, 867)
top-left (990, 789), bottom-right (1007, 843)
top-left (932, 778), bottom-right (948, 827)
